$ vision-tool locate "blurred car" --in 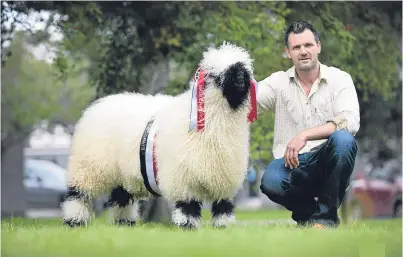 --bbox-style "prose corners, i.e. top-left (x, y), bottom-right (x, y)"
top-left (24, 147), bottom-right (70, 169)
top-left (344, 159), bottom-right (402, 220)
top-left (23, 158), bottom-right (68, 209)
top-left (24, 147), bottom-right (106, 215)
